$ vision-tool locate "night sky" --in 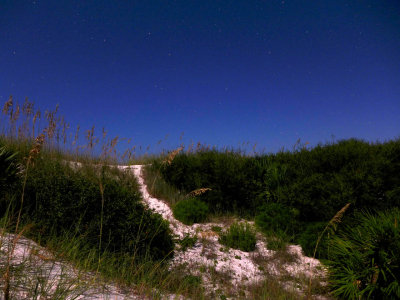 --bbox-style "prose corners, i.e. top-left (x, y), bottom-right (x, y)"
top-left (1, 0), bottom-right (399, 153)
